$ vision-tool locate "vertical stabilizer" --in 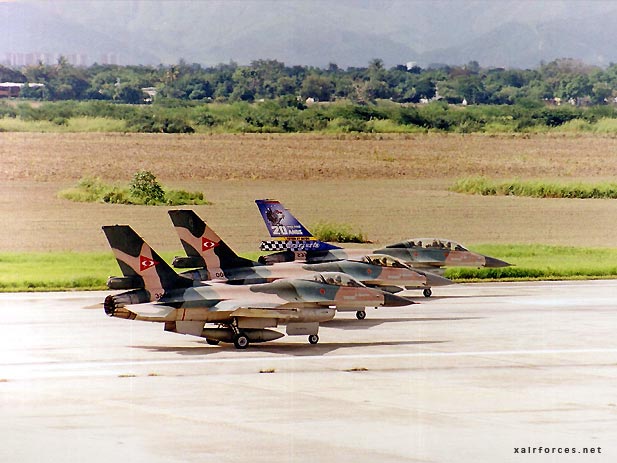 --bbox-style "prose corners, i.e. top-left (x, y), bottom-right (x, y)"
top-left (255, 199), bottom-right (340, 252)
top-left (102, 225), bottom-right (193, 299)
top-left (168, 210), bottom-right (259, 272)
top-left (255, 199), bottom-right (314, 238)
